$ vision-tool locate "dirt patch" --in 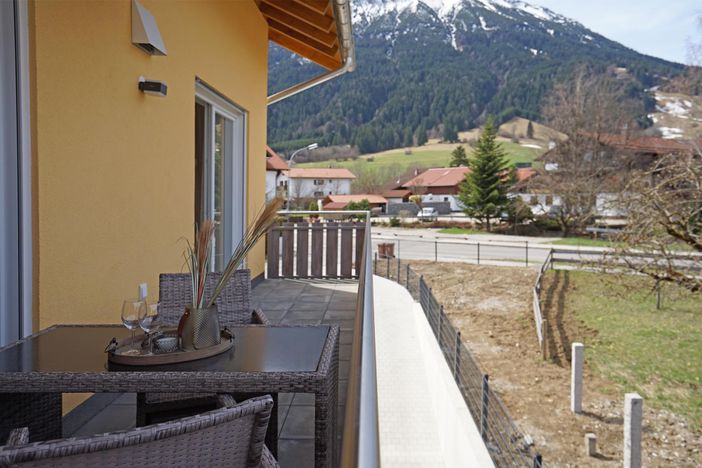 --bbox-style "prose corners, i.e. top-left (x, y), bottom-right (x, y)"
top-left (410, 261), bottom-right (702, 467)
